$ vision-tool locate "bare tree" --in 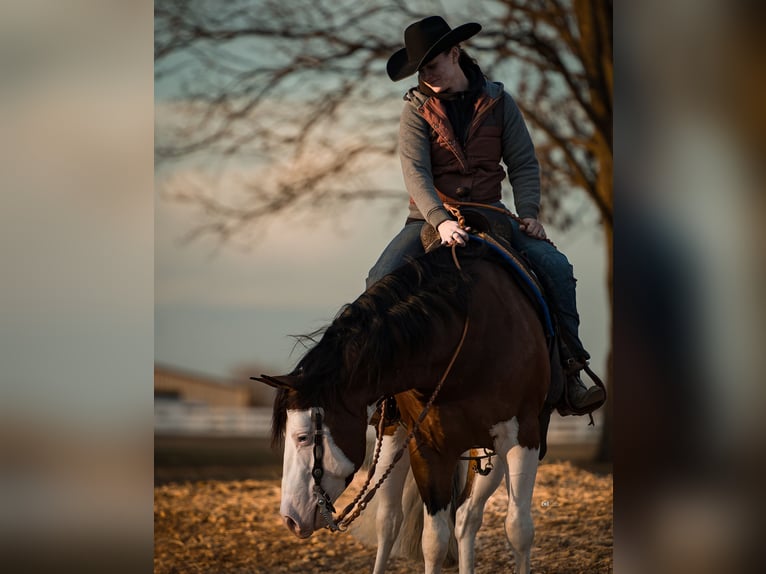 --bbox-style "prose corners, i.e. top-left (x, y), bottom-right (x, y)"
top-left (156, 0), bottom-right (613, 459)
top-left (156, 0), bottom-right (409, 242)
